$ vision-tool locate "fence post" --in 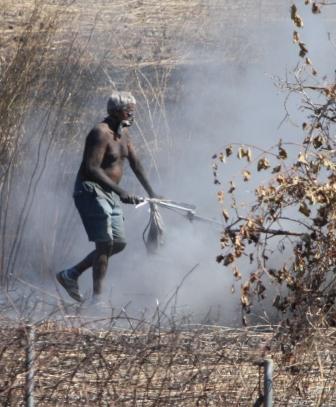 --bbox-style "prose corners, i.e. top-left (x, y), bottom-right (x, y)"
top-left (25, 325), bottom-right (35, 407)
top-left (263, 358), bottom-right (273, 407)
